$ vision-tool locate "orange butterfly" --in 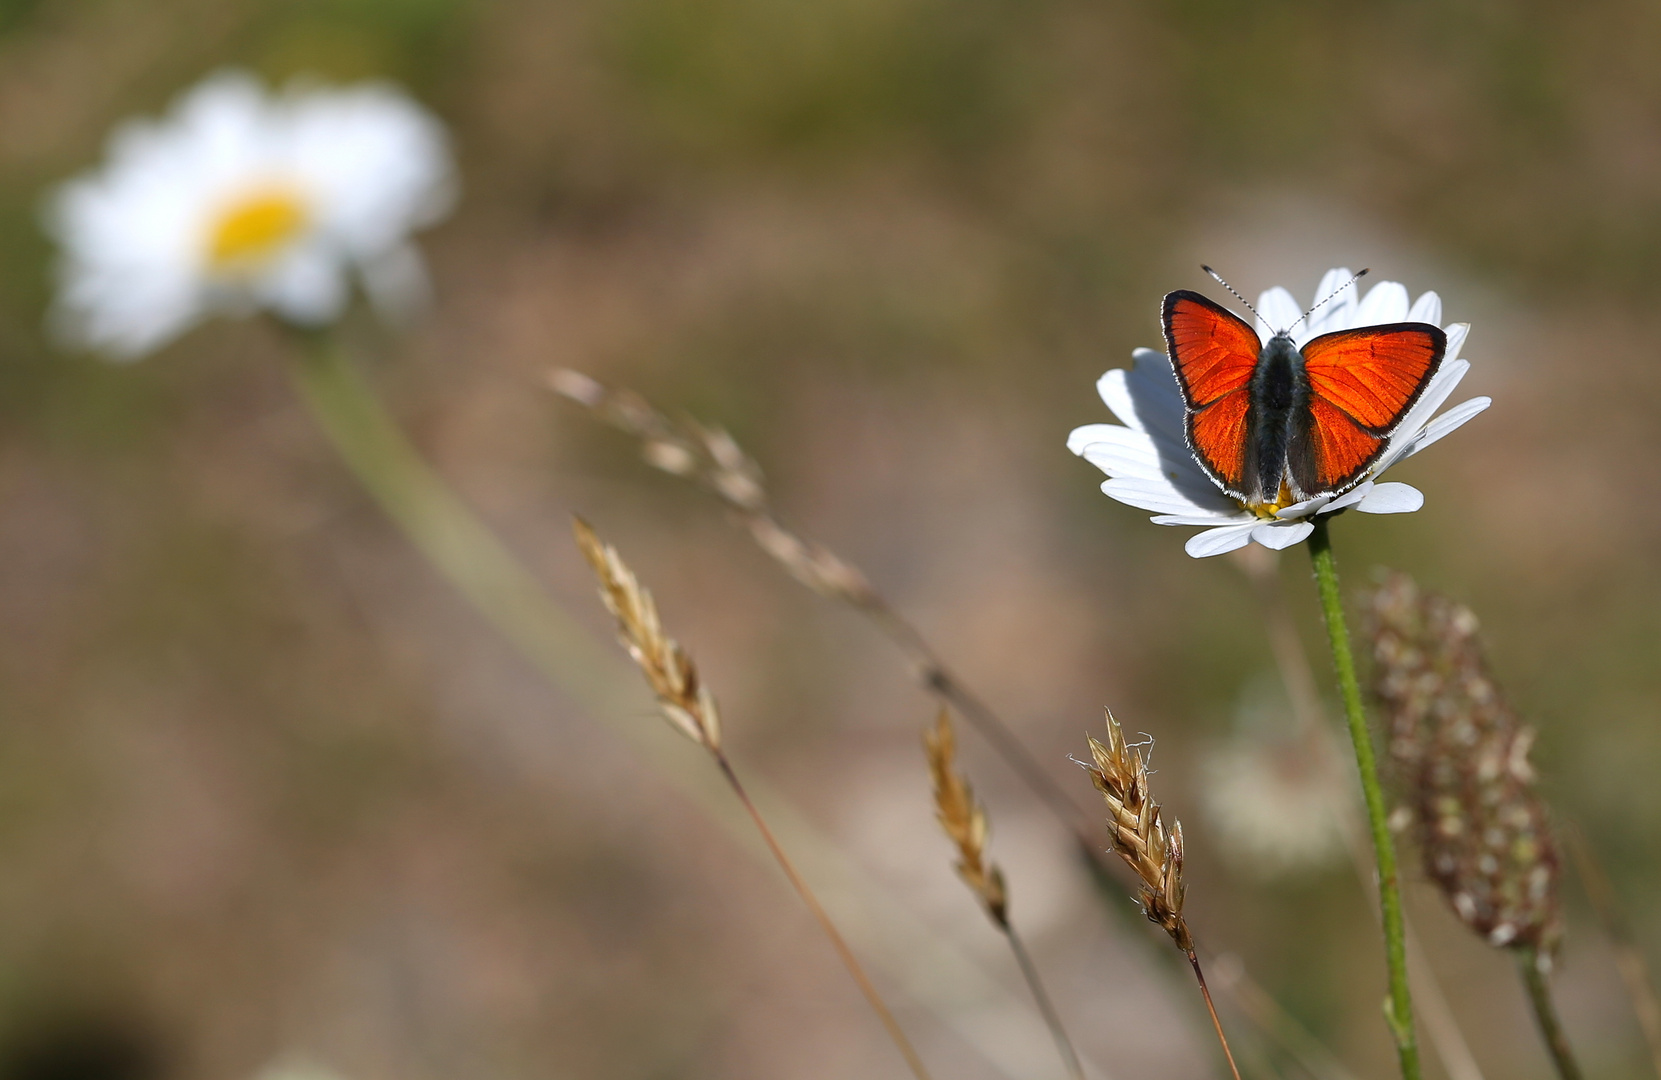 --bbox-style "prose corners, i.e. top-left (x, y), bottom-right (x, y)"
top-left (1162, 275), bottom-right (1445, 509)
